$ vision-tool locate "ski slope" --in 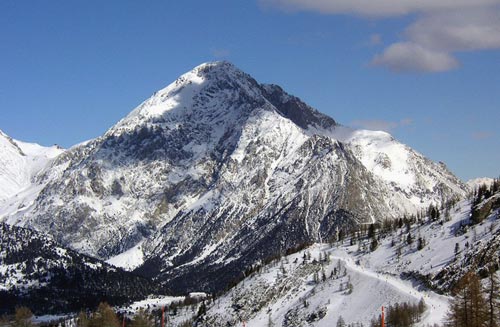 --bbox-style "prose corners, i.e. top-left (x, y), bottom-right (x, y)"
top-left (200, 197), bottom-right (500, 326)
